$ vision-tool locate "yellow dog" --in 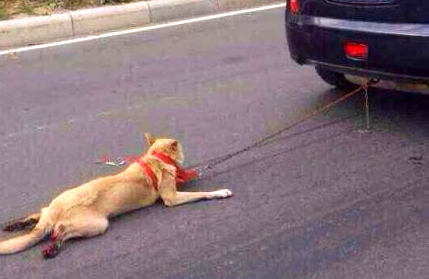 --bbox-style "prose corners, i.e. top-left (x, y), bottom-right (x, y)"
top-left (0, 133), bottom-right (233, 258)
